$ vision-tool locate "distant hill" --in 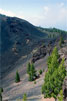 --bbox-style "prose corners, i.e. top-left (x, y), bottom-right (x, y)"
top-left (37, 27), bottom-right (67, 39)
